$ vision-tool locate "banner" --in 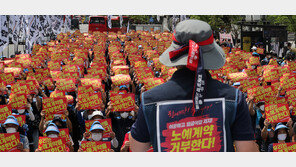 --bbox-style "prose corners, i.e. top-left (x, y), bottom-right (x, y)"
top-left (85, 119), bottom-right (112, 137)
top-left (79, 92), bottom-right (102, 110)
top-left (38, 137), bottom-right (68, 152)
top-left (265, 104), bottom-right (290, 123)
top-left (8, 93), bottom-right (27, 109)
top-left (0, 132), bottom-right (21, 152)
top-left (11, 82), bottom-right (30, 95)
top-left (157, 98), bottom-right (226, 152)
top-left (0, 104), bottom-right (12, 123)
top-left (80, 141), bottom-right (111, 152)
top-left (110, 93), bottom-right (135, 112)
top-left (263, 68), bottom-right (279, 82)
top-left (273, 142), bottom-right (296, 152)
